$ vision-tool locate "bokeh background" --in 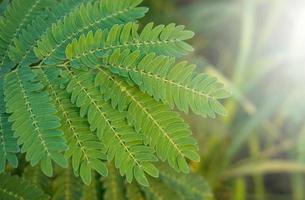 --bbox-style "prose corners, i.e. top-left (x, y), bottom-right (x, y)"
top-left (142, 0), bottom-right (305, 199)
